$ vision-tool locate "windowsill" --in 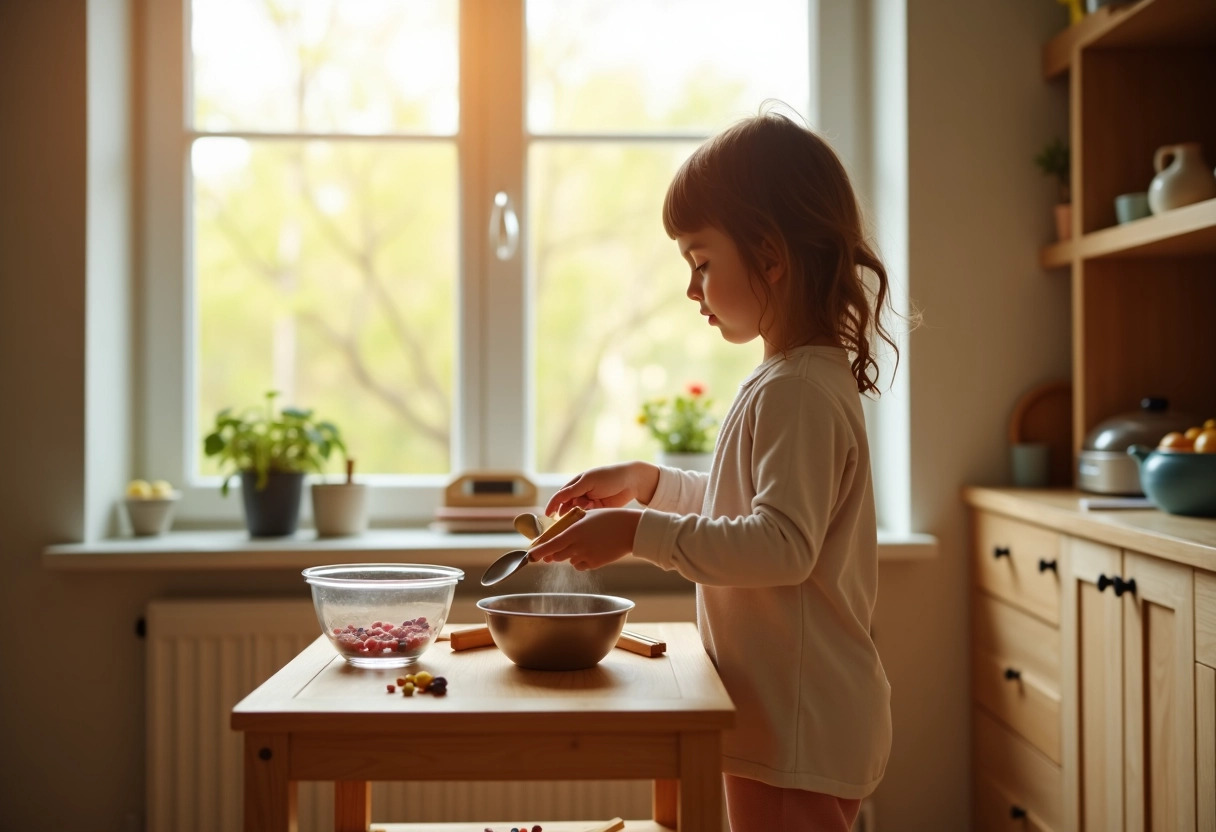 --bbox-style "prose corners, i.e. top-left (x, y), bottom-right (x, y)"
top-left (42, 527), bottom-right (938, 571)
